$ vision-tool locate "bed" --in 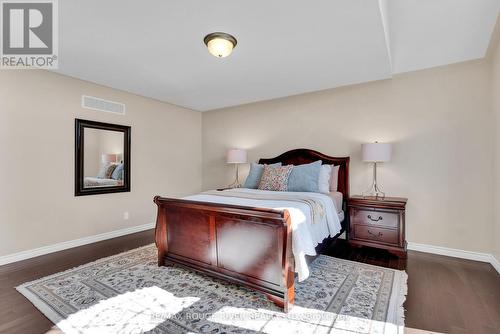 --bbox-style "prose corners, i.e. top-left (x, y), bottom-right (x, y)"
top-left (154, 149), bottom-right (349, 312)
top-left (83, 177), bottom-right (123, 187)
